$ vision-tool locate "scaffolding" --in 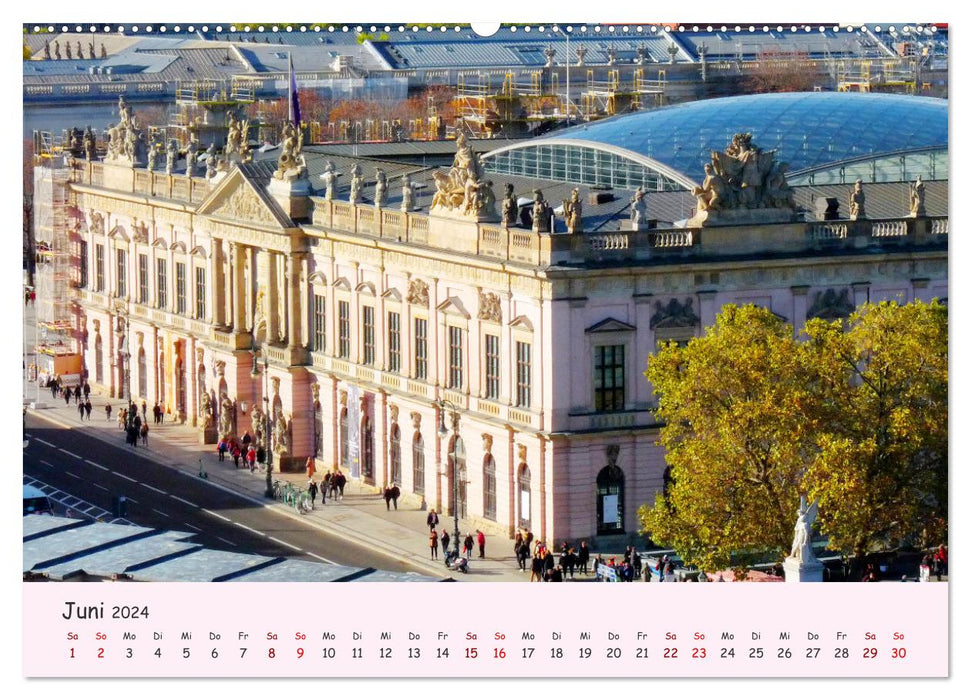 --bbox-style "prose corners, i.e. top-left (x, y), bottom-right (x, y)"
top-left (581, 68), bottom-right (667, 120)
top-left (31, 143), bottom-right (82, 386)
top-left (837, 59), bottom-right (918, 94)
